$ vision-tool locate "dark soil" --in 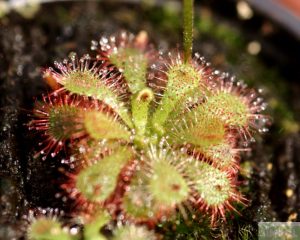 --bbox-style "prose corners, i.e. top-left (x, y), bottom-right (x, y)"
top-left (0, 1), bottom-right (300, 239)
